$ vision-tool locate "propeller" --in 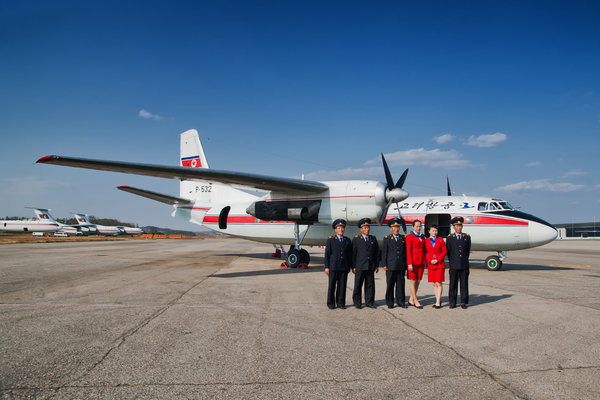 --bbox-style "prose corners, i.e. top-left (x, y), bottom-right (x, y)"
top-left (379, 153), bottom-right (409, 232)
top-left (447, 175), bottom-right (452, 196)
